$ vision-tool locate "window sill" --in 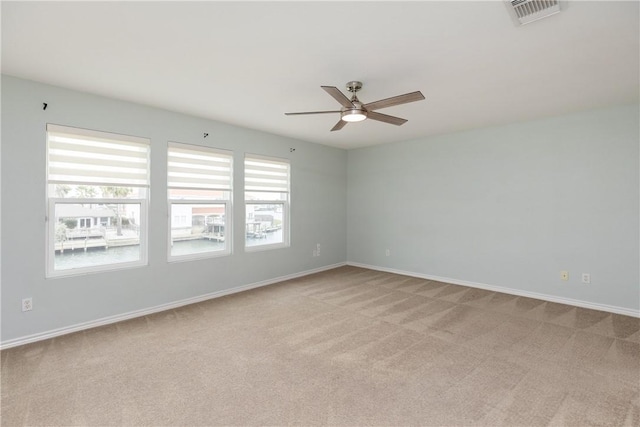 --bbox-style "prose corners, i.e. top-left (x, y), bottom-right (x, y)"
top-left (244, 242), bottom-right (289, 253)
top-left (168, 250), bottom-right (231, 263)
top-left (46, 260), bottom-right (147, 279)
